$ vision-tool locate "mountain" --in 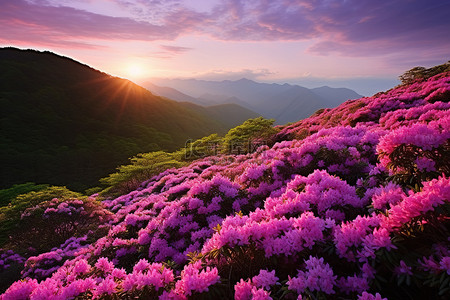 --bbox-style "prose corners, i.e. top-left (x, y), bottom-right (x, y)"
top-left (145, 82), bottom-right (259, 119)
top-left (310, 86), bottom-right (362, 106)
top-left (146, 78), bottom-right (362, 124)
top-left (0, 48), bottom-right (252, 190)
top-left (145, 82), bottom-right (199, 103)
top-left (2, 65), bottom-right (449, 299)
